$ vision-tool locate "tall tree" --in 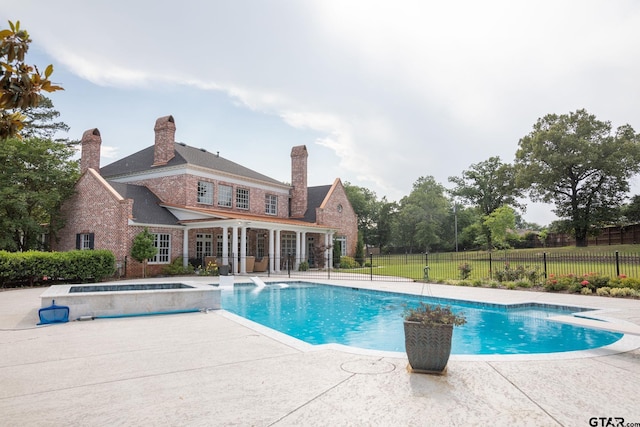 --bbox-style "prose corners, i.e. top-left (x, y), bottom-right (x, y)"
top-left (343, 182), bottom-right (381, 247)
top-left (0, 137), bottom-right (79, 251)
top-left (515, 109), bottom-right (640, 247)
top-left (21, 96), bottom-right (71, 141)
top-left (375, 197), bottom-right (396, 251)
top-left (1, 20), bottom-right (63, 139)
top-left (448, 156), bottom-right (522, 248)
top-left (392, 176), bottom-right (450, 252)
top-left (483, 205), bottom-right (516, 249)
